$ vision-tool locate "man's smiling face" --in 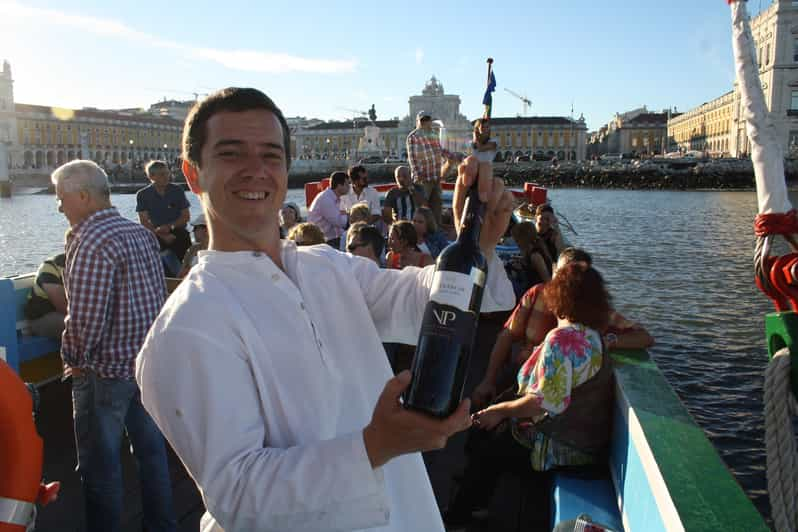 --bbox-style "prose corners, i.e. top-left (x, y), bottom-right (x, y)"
top-left (187, 109), bottom-right (288, 251)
